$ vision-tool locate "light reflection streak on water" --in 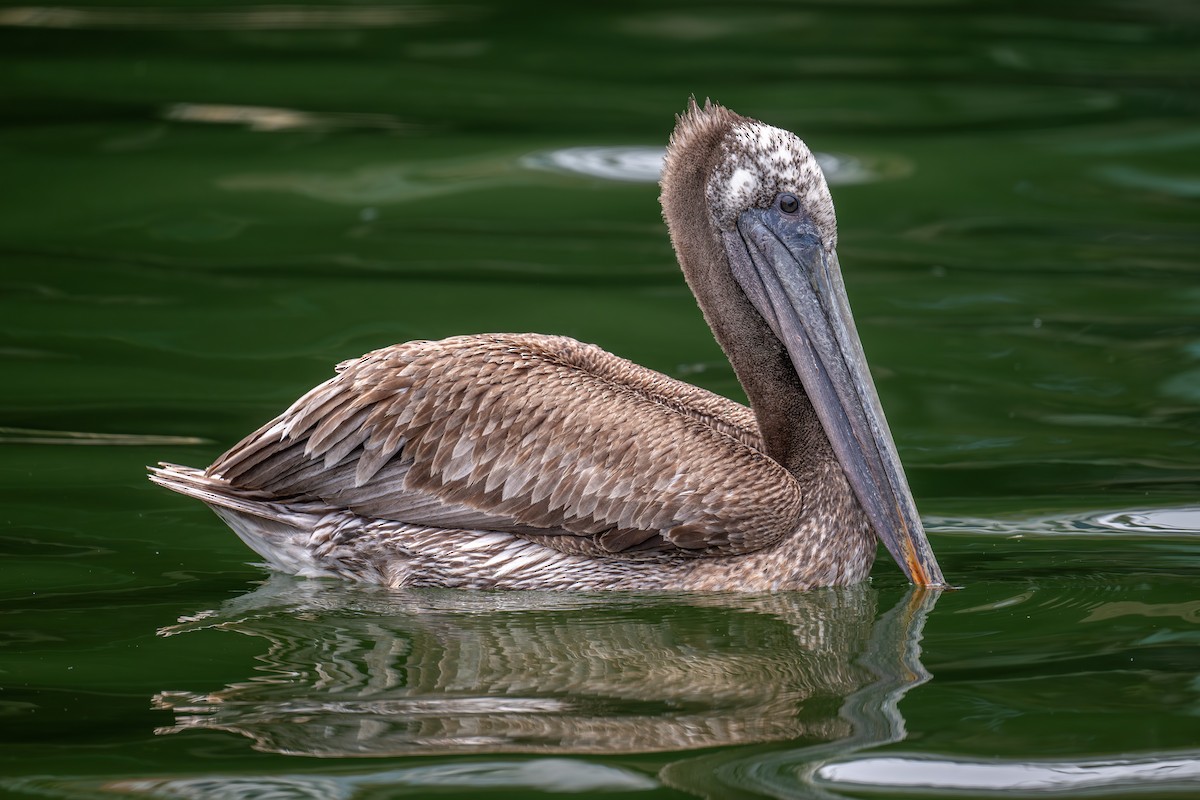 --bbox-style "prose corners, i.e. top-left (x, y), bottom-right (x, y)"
top-left (0, 426), bottom-right (208, 446)
top-left (521, 146), bottom-right (896, 186)
top-left (816, 752), bottom-right (1200, 795)
top-left (0, 5), bottom-right (459, 30)
top-left (929, 506), bottom-right (1200, 537)
top-left (163, 104), bottom-right (411, 133)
